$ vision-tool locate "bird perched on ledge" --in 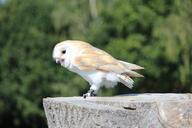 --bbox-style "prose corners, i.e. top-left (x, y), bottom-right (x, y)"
top-left (52, 40), bottom-right (144, 98)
